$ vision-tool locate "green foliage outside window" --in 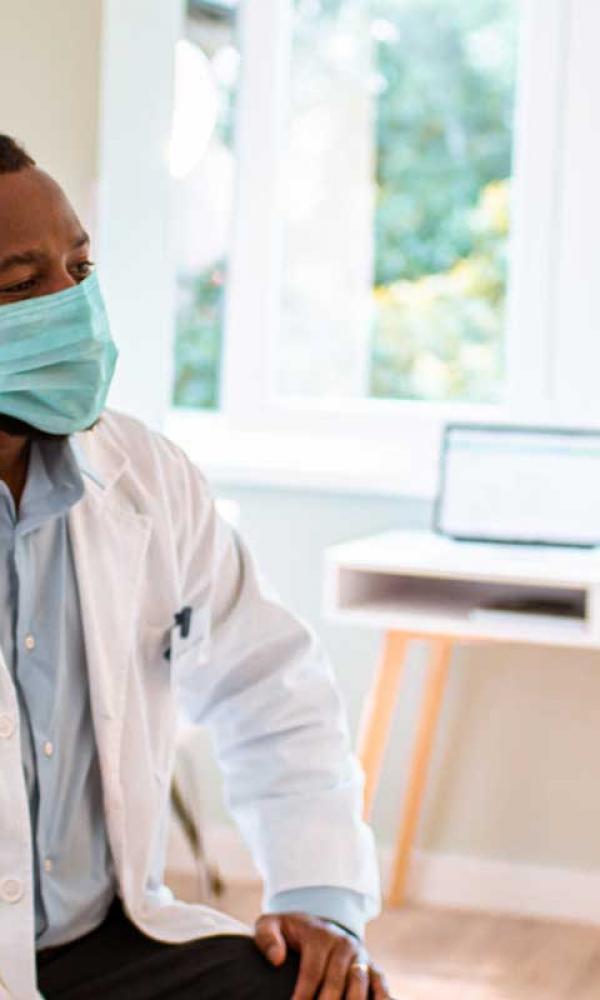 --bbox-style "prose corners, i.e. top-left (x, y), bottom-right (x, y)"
top-left (369, 0), bottom-right (516, 401)
top-left (293, 0), bottom-right (516, 403)
top-left (371, 178), bottom-right (509, 401)
top-left (173, 265), bottom-right (226, 409)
